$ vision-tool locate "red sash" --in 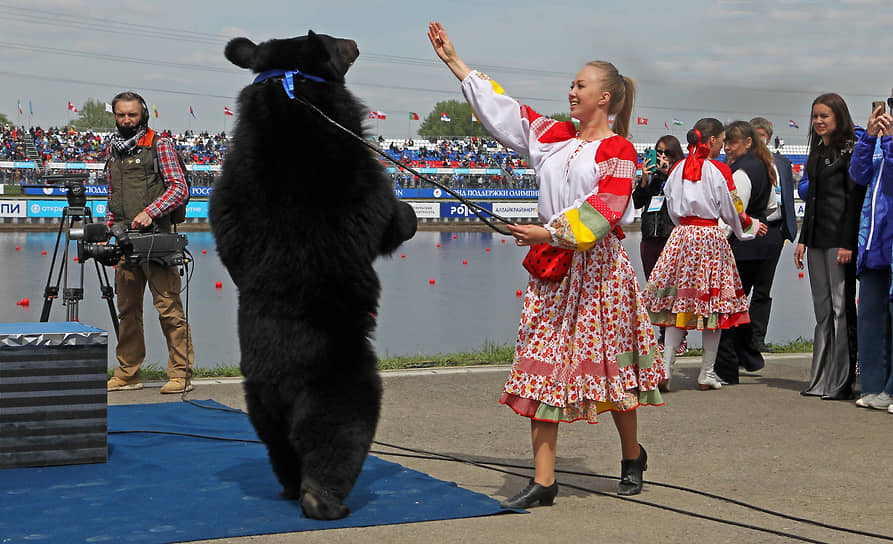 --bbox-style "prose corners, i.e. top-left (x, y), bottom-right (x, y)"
top-left (679, 217), bottom-right (718, 227)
